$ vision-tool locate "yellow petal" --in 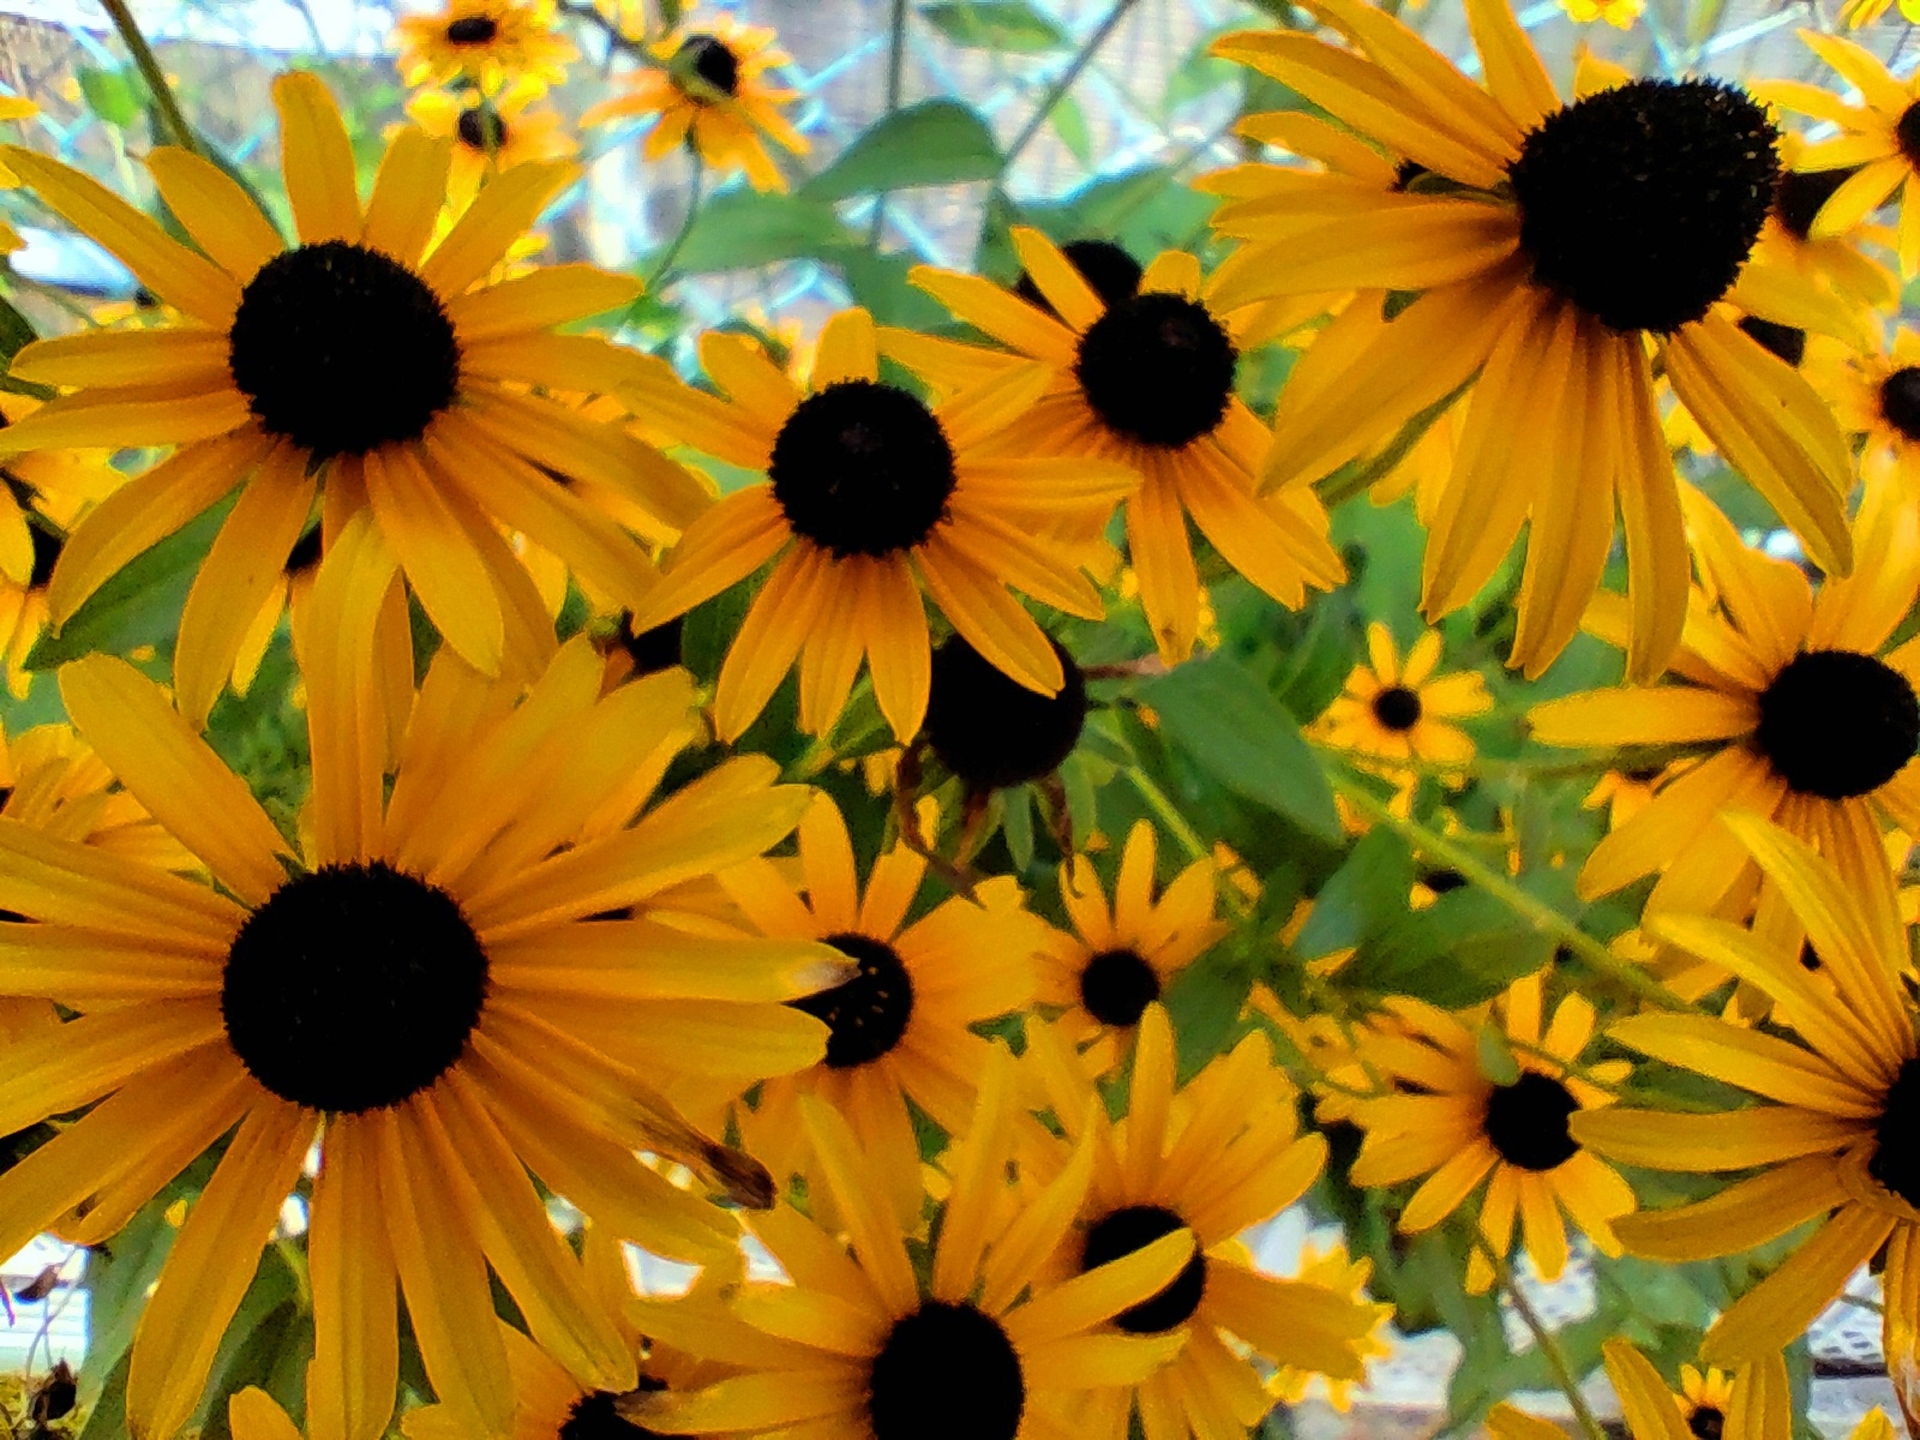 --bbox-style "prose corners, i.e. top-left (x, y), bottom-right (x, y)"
top-left (273, 71), bottom-right (362, 244)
